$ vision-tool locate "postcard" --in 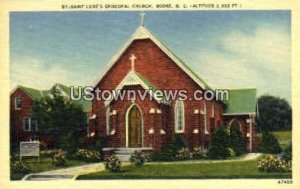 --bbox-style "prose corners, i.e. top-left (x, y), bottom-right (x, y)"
top-left (0, 0), bottom-right (299, 189)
